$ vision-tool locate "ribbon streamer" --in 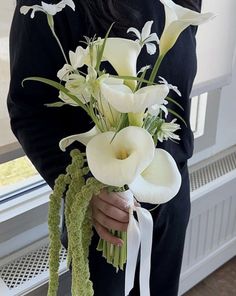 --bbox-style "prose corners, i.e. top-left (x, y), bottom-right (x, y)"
top-left (117, 190), bottom-right (153, 296)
